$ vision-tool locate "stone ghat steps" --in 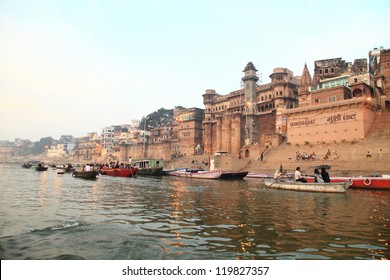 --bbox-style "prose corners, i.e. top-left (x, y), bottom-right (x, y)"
top-left (165, 110), bottom-right (390, 176)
